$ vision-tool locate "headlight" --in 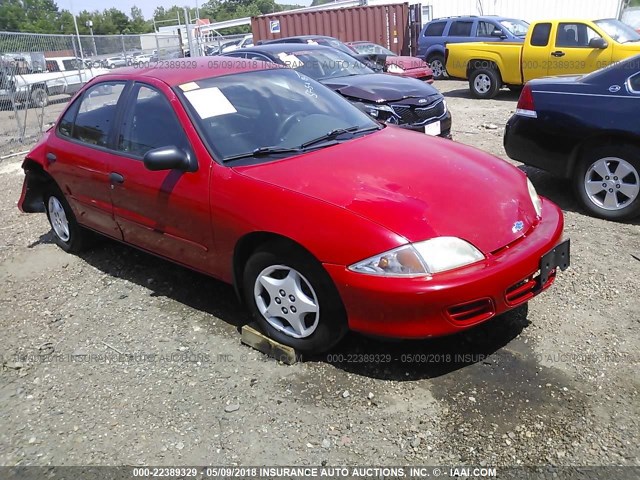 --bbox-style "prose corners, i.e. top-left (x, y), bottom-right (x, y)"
top-left (352, 101), bottom-right (394, 119)
top-left (349, 237), bottom-right (485, 277)
top-left (527, 177), bottom-right (542, 217)
top-left (387, 63), bottom-right (405, 74)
